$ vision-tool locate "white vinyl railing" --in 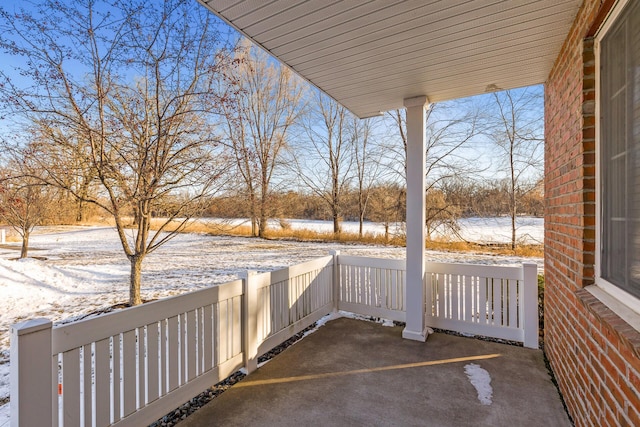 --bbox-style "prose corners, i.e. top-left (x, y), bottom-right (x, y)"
top-left (10, 253), bottom-right (537, 427)
top-left (424, 261), bottom-right (538, 346)
top-left (249, 256), bottom-right (334, 364)
top-left (11, 280), bottom-right (245, 427)
top-left (336, 254), bottom-right (406, 322)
